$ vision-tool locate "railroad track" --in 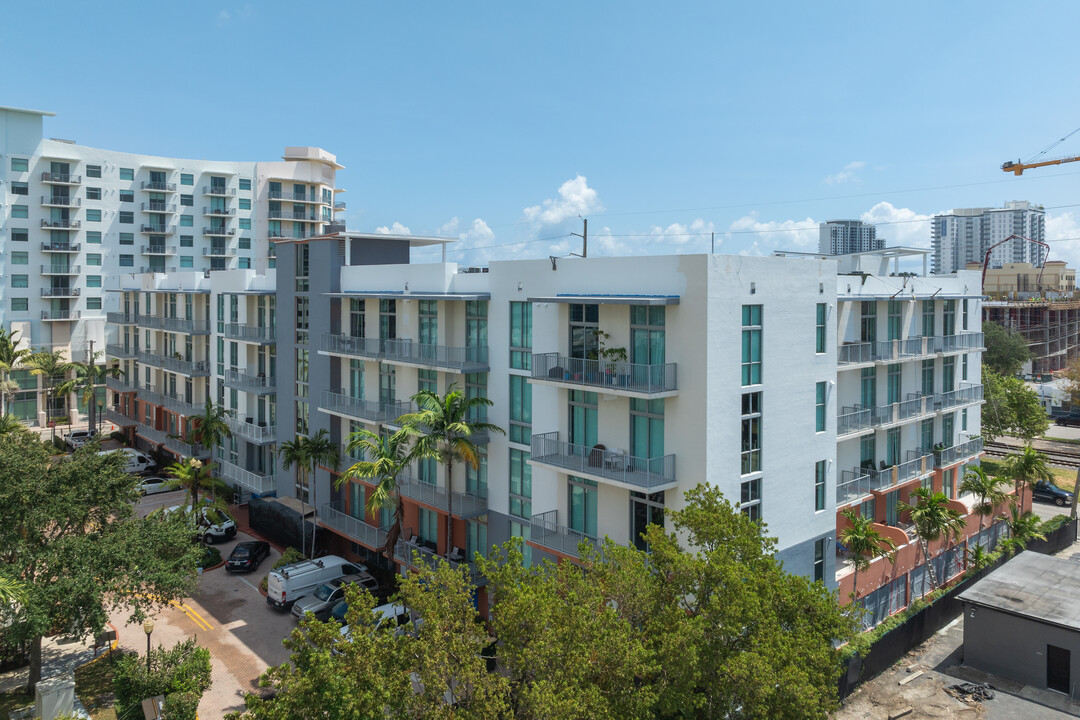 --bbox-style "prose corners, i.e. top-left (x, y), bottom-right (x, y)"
top-left (984, 441), bottom-right (1080, 469)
